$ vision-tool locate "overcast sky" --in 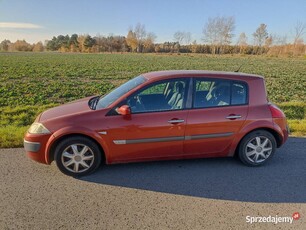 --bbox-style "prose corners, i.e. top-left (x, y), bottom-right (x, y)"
top-left (0, 0), bottom-right (305, 44)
